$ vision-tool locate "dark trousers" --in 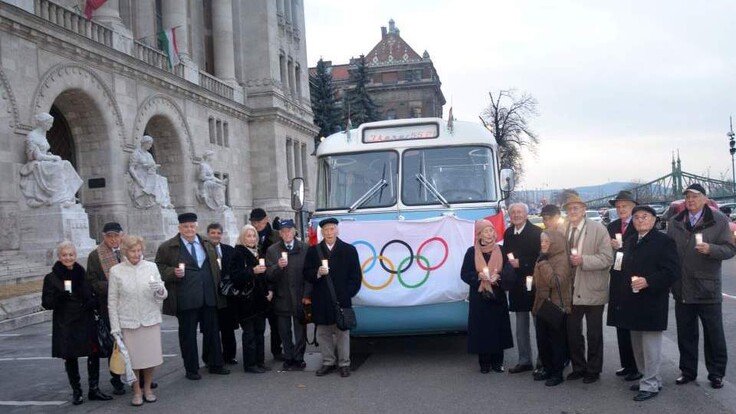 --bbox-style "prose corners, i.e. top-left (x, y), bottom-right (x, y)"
top-left (64, 357), bottom-right (101, 391)
top-left (267, 309), bottom-right (282, 356)
top-left (675, 301), bottom-right (728, 379)
top-left (616, 327), bottom-right (638, 373)
top-left (536, 315), bottom-right (568, 379)
top-left (478, 352), bottom-right (504, 370)
top-left (277, 314), bottom-right (306, 363)
top-left (240, 315), bottom-right (266, 368)
top-left (177, 306), bottom-right (223, 375)
top-left (202, 307), bottom-right (238, 363)
top-left (567, 304), bottom-right (605, 374)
